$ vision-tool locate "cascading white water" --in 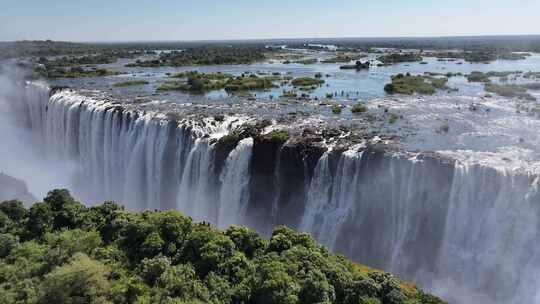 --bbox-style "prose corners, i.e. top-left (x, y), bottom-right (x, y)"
top-left (217, 137), bottom-right (254, 229)
top-left (21, 87), bottom-right (250, 213)
top-left (12, 83), bottom-right (540, 304)
top-left (176, 138), bottom-right (218, 221)
top-left (300, 150), bottom-right (364, 249)
top-left (300, 150), bottom-right (540, 304)
top-left (432, 165), bottom-right (540, 304)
